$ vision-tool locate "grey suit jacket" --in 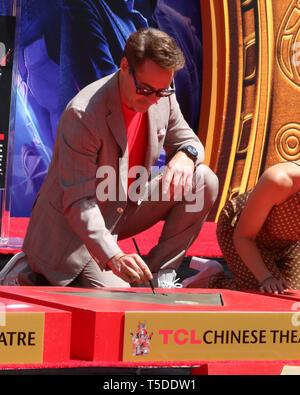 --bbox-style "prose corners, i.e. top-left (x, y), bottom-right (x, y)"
top-left (22, 71), bottom-right (204, 285)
